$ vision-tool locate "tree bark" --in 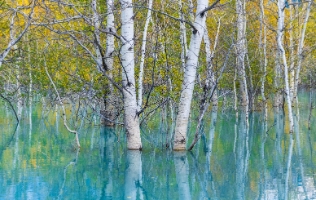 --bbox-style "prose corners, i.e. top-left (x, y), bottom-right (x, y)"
top-left (236, 0), bottom-right (249, 116)
top-left (294, 0), bottom-right (313, 106)
top-left (120, 0), bottom-right (142, 150)
top-left (204, 20), bottom-right (220, 107)
top-left (173, 0), bottom-right (209, 151)
top-left (179, 0), bottom-right (187, 71)
top-left (137, 0), bottom-right (153, 111)
top-left (289, 3), bottom-right (295, 104)
top-left (259, 0), bottom-right (267, 119)
top-left (274, 50), bottom-right (284, 107)
top-left (277, 0), bottom-right (294, 133)
top-left (102, 0), bottom-right (116, 126)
